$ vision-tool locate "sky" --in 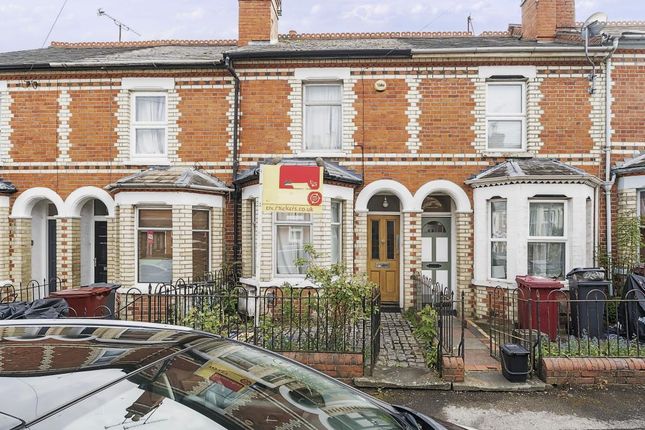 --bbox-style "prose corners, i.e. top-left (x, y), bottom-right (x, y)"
top-left (0, 0), bottom-right (641, 53)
